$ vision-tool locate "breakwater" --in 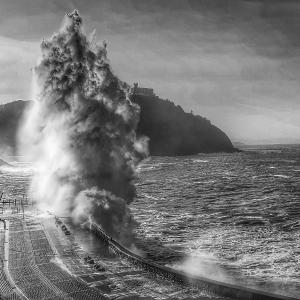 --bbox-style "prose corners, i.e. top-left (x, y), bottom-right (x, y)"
top-left (89, 221), bottom-right (298, 300)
